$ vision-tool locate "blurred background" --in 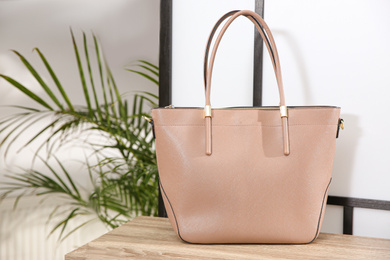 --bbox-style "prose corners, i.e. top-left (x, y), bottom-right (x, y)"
top-left (0, 0), bottom-right (159, 259)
